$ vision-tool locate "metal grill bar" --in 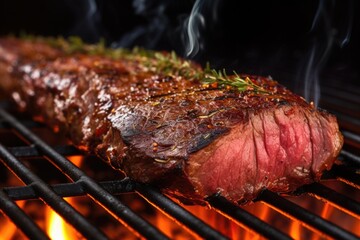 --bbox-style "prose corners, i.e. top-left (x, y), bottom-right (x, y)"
top-left (330, 165), bottom-right (360, 189)
top-left (343, 131), bottom-right (360, 143)
top-left (207, 195), bottom-right (292, 240)
top-left (4, 176), bottom-right (289, 240)
top-left (3, 179), bottom-right (134, 201)
top-left (259, 190), bottom-right (359, 240)
top-left (79, 176), bottom-right (169, 240)
top-left (0, 190), bottom-right (50, 240)
top-left (340, 150), bottom-right (360, 167)
top-left (304, 182), bottom-right (360, 218)
top-left (0, 108), bottom-right (169, 240)
top-left (7, 145), bottom-right (81, 158)
top-left (0, 144), bottom-right (108, 240)
top-left (0, 119), bottom-right (45, 129)
top-left (135, 183), bottom-right (229, 240)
